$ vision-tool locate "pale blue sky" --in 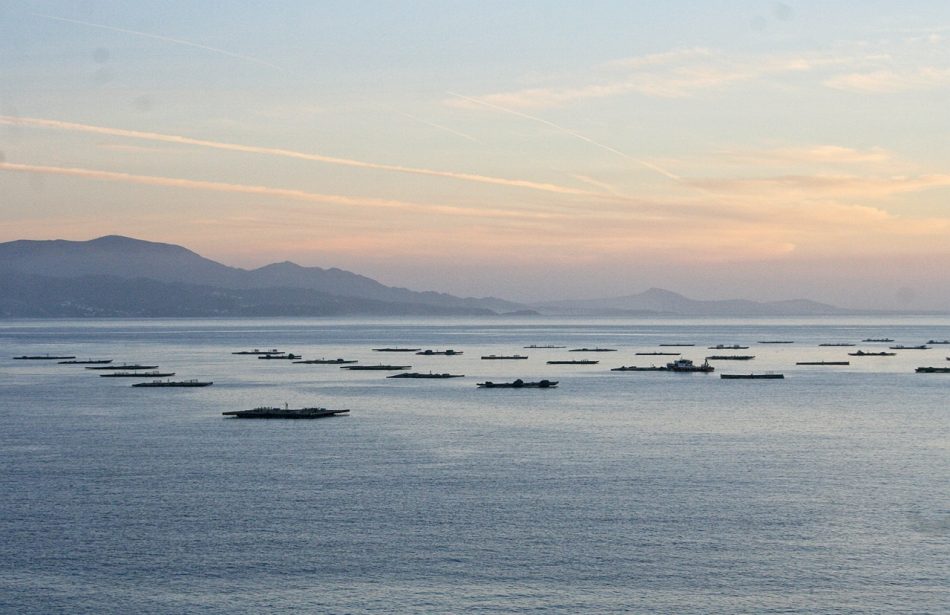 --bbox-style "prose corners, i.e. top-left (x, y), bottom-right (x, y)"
top-left (2, 1), bottom-right (950, 308)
